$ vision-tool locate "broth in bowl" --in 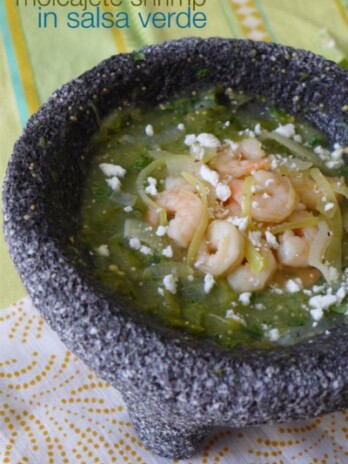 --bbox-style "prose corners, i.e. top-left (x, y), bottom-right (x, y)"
top-left (78, 87), bottom-right (348, 348)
